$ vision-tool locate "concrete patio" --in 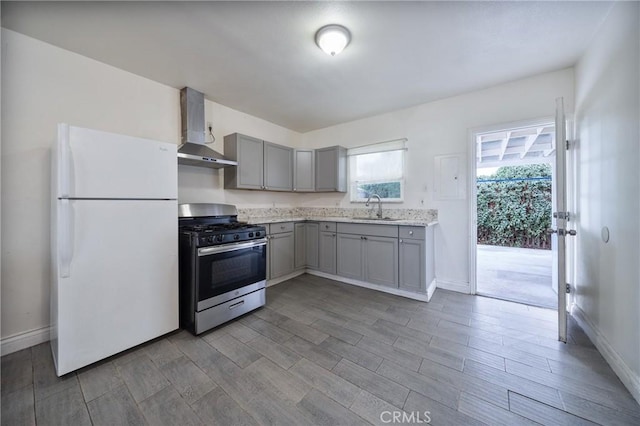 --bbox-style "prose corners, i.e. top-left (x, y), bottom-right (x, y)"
top-left (477, 244), bottom-right (556, 309)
